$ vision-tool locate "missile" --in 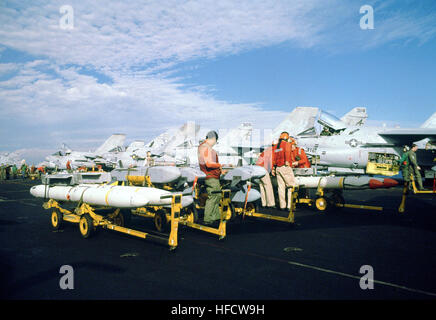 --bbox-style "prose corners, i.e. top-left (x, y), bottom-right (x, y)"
top-left (30, 184), bottom-right (176, 208)
top-left (231, 184), bottom-right (261, 203)
top-left (111, 166), bottom-right (181, 184)
top-left (294, 176), bottom-right (398, 190)
top-left (161, 194), bottom-right (194, 208)
top-left (223, 165), bottom-right (267, 182)
top-left (245, 165), bottom-right (268, 179)
top-left (179, 167), bottom-right (206, 183)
